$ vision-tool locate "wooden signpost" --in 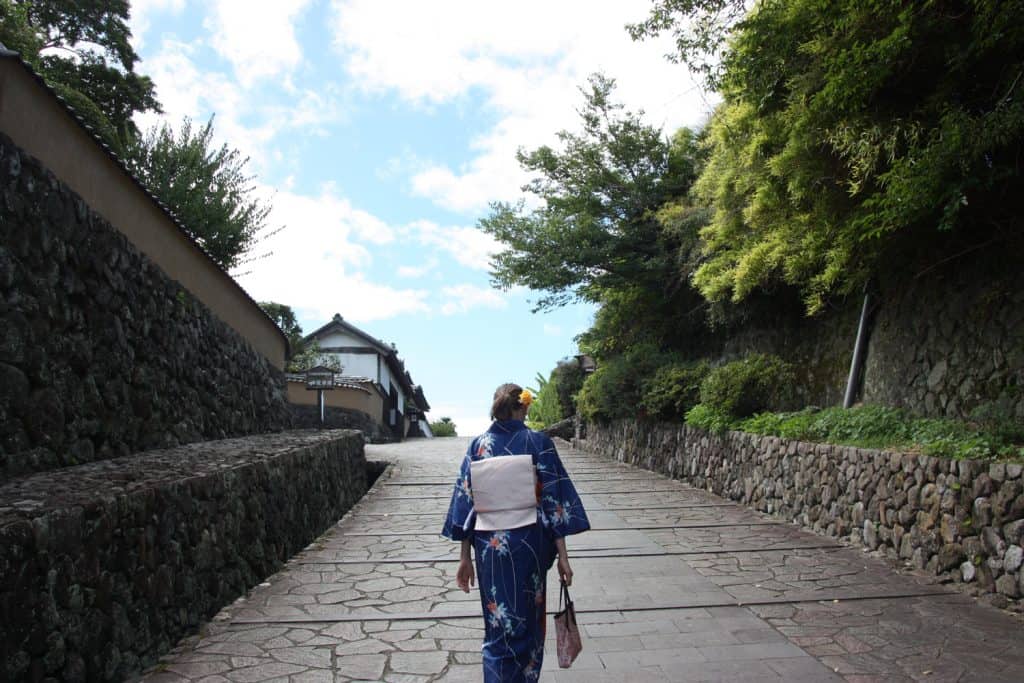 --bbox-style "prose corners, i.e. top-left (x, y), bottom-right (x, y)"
top-left (305, 366), bottom-right (337, 426)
